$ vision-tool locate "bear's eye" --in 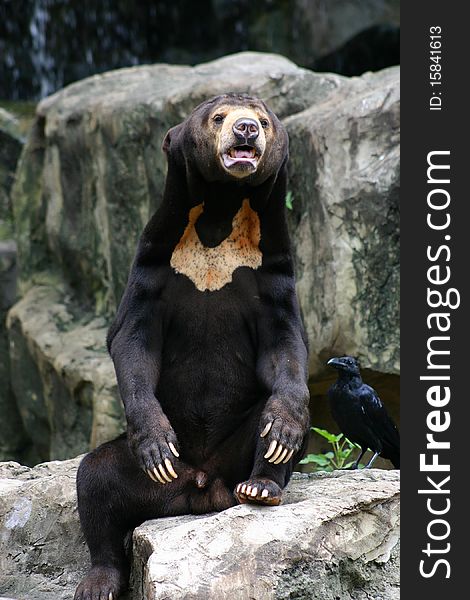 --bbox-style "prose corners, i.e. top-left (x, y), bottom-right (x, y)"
top-left (213, 114), bottom-right (225, 124)
top-left (260, 118), bottom-right (269, 129)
